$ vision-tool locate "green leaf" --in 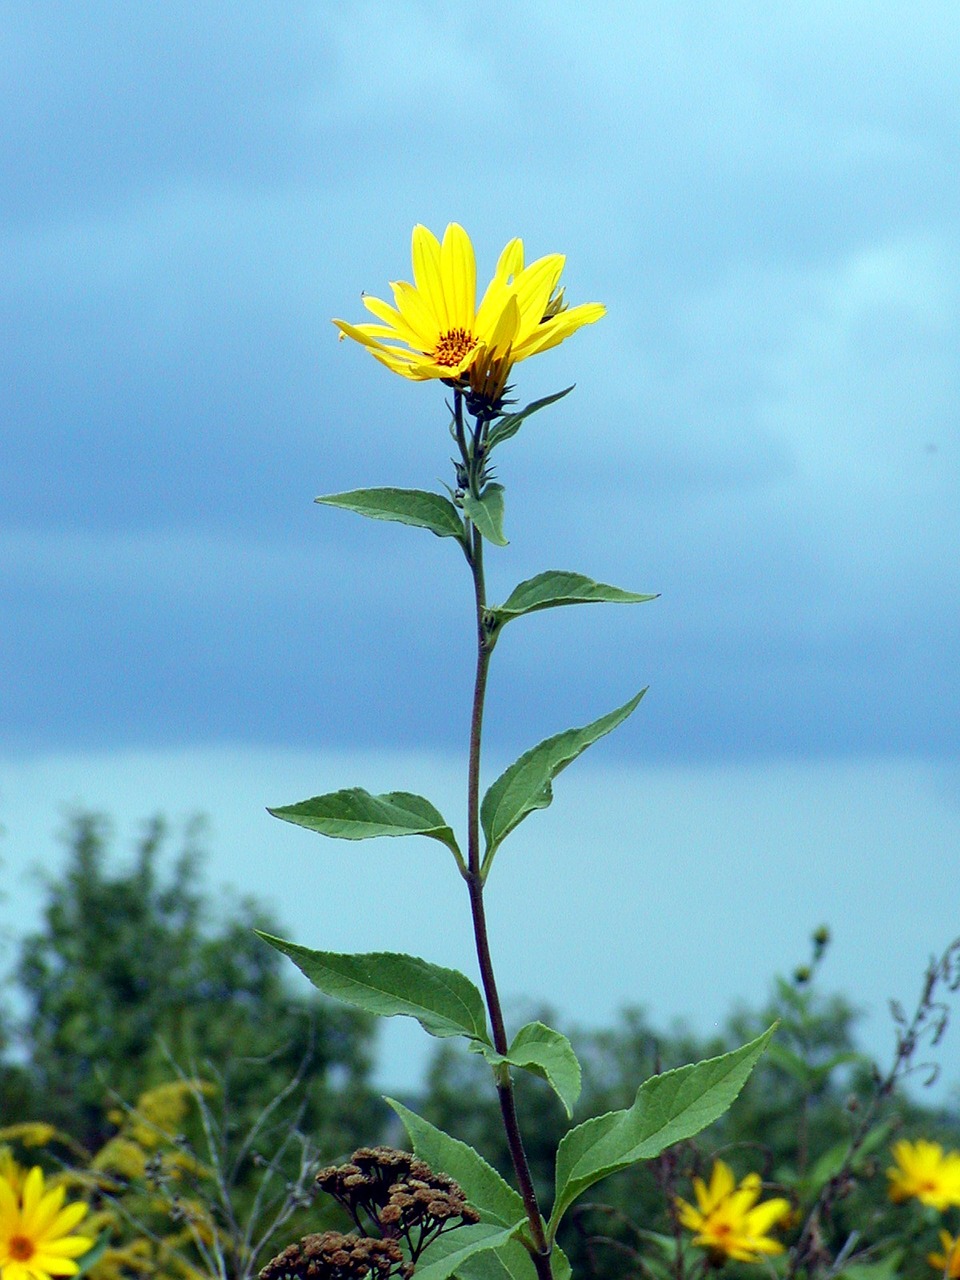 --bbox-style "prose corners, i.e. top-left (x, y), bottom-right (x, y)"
top-left (486, 387), bottom-right (574, 451)
top-left (456, 1240), bottom-right (568, 1280)
top-left (548, 1027), bottom-right (775, 1238)
top-left (268, 788), bottom-right (462, 861)
top-left (802, 1115), bottom-right (896, 1197)
top-left (386, 1099), bottom-right (526, 1227)
top-left (457, 1239), bottom-right (538, 1280)
top-left (315, 487), bottom-right (465, 540)
top-left (462, 483), bottom-right (508, 546)
top-left (550, 1247), bottom-right (572, 1280)
top-left (478, 1022), bottom-right (582, 1118)
top-left (490, 571), bottom-right (657, 626)
top-left (481, 690), bottom-right (646, 870)
top-left (414, 1223), bottom-right (525, 1280)
top-left (836, 1254), bottom-right (904, 1280)
top-left (258, 939), bottom-right (490, 1042)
